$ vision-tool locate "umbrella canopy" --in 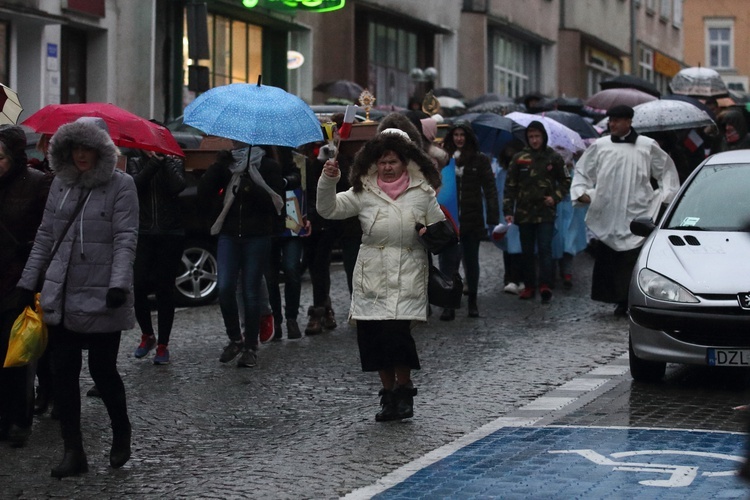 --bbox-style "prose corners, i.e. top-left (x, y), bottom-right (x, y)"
top-left (0, 84), bottom-right (22, 125)
top-left (184, 83), bottom-right (324, 148)
top-left (22, 103), bottom-right (184, 157)
top-left (464, 92), bottom-right (513, 108)
top-left (436, 96), bottom-right (465, 109)
top-left (506, 111), bottom-right (586, 154)
top-left (313, 80), bottom-right (364, 101)
top-left (554, 96), bottom-right (585, 113)
top-left (631, 99), bottom-right (715, 133)
top-left (538, 110), bottom-right (600, 139)
top-left (585, 88), bottom-right (658, 111)
top-left (467, 100), bottom-right (522, 115)
top-left (662, 94), bottom-right (715, 120)
top-left (433, 87), bottom-right (464, 99)
top-left (669, 67), bottom-right (729, 98)
top-left (600, 75), bottom-right (661, 98)
top-left (450, 112), bottom-right (526, 156)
